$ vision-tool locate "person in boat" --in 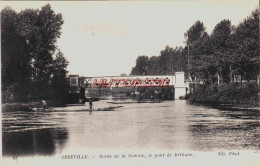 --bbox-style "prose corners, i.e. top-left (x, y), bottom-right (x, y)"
top-left (89, 99), bottom-right (93, 109)
top-left (42, 100), bottom-right (48, 108)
